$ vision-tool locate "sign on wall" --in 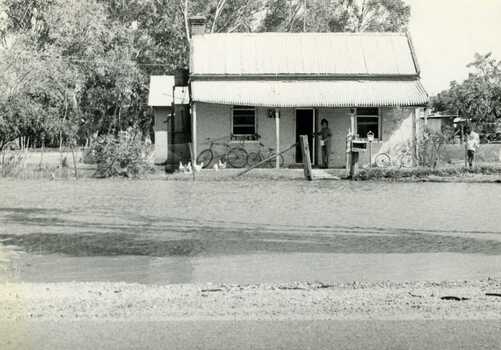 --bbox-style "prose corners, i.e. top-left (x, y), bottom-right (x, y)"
top-left (174, 86), bottom-right (190, 105)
